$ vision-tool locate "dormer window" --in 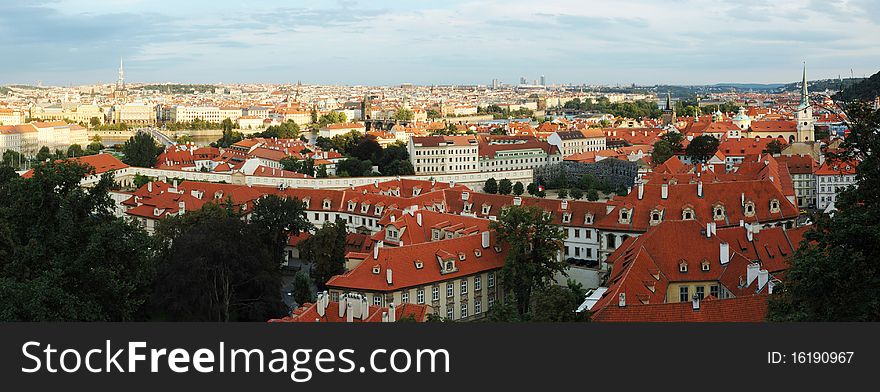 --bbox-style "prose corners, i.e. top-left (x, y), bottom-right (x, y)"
top-left (322, 199), bottom-right (331, 210)
top-left (302, 198), bottom-right (311, 209)
top-left (701, 260), bottom-right (710, 271)
top-left (561, 200), bottom-right (569, 210)
top-left (347, 201), bottom-right (356, 211)
top-left (481, 204), bottom-right (491, 215)
top-left (679, 260), bottom-right (688, 273)
top-left (682, 208), bottom-right (695, 220)
top-left (386, 226), bottom-right (398, 240)
top-left (361, 204), bottom-right (369, 213)
top-left (618, 208), bottom-right (631, 224)
top-left (584, 213), bottom-right (594, 224)
top-left (372, 266), bottom-right (381, 274)
top-left (744, 201), bottom-right (755, 217)
top-left (562, 212), bottom-right (572, 223)
top-left (463, 202), bottom-right (472, 213)
top-left (414, 260), bottom-right (423, 269)
top-left (413, 187), bottom-right (421, 196)
top-left (375, 205), bottom-right (384, 215)
top-left (438, 256), bottom-right (457, 274)
top-left (769, 199), bottom-right (780, 213)
top-left (513, 197), bottom-right (522, 206)
top-left (713, 205), bottom-right (725, 221)
top-left (474, 249), bottom-right (482, 258)
top-left (458, 253), bottom-right (466, 261)
top-left (431, 229), bottom-right (440, 241)
top-left (649, 209), bottom-right (662, 226)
